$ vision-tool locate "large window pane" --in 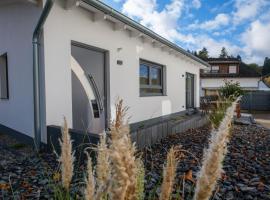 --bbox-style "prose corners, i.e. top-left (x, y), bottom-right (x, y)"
top-left (139, 60), bottom-right (165, 96)
top-left (140, 64), bottom-right (149, 85)
top-left (150, 67), bottom-right (161, 85)
top-left (0, 53), bottom-right (8, 99)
